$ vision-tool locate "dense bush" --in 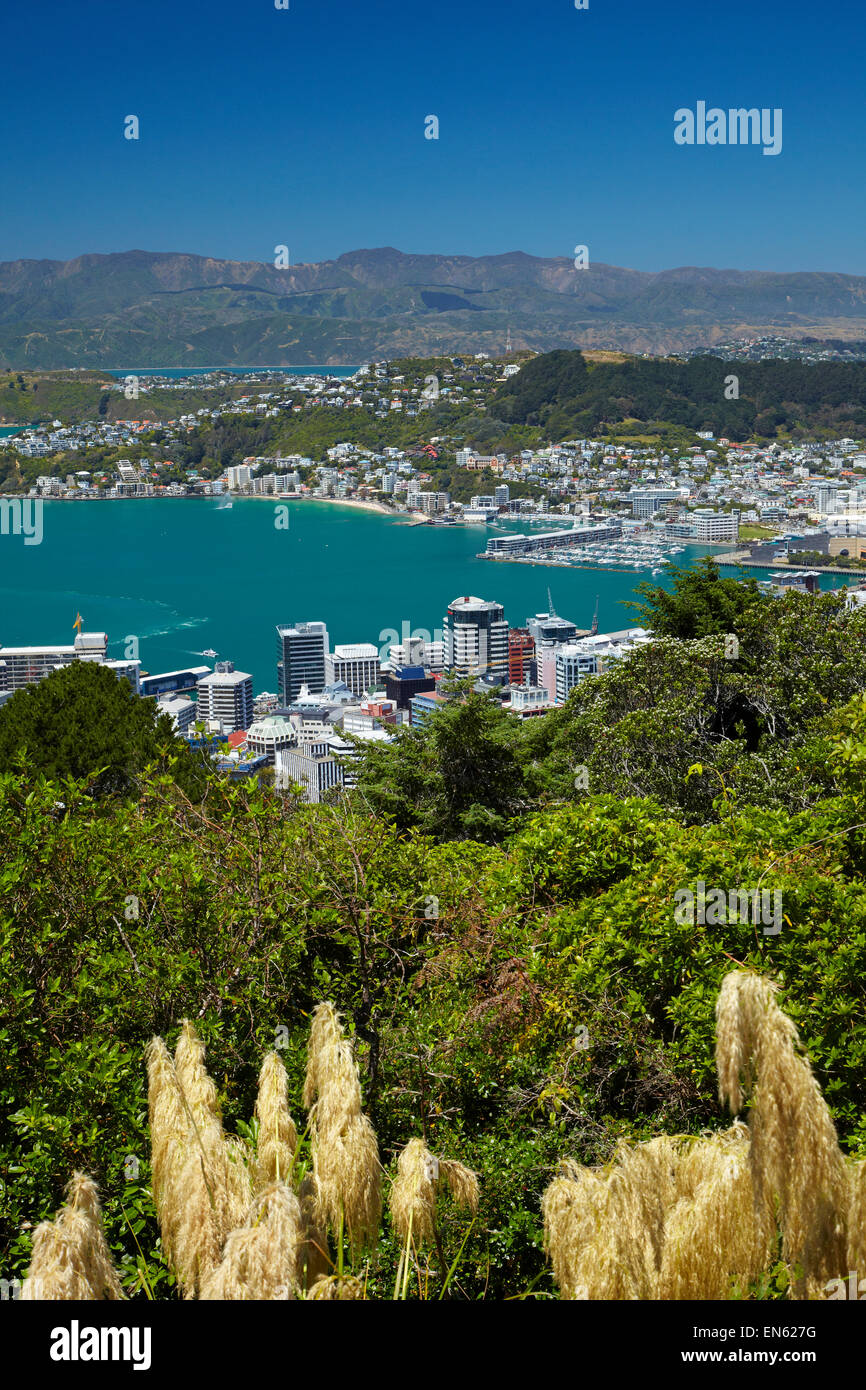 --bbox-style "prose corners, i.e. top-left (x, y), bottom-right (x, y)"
top-left (4, 580), bottom-right (866, 1297)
